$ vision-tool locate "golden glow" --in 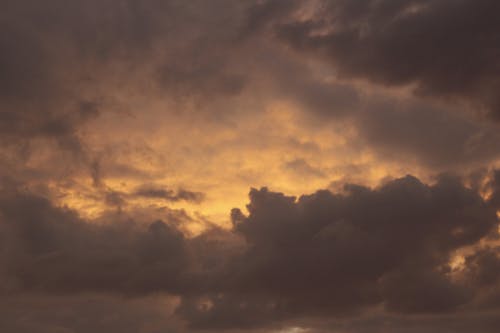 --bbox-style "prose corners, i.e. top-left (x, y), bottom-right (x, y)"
top-left (15, 80), bottom-right (461, 232)
top-left (22, 94), bottom-right (432, 232)
top-left (449, 254), bottom-right (466, 271)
